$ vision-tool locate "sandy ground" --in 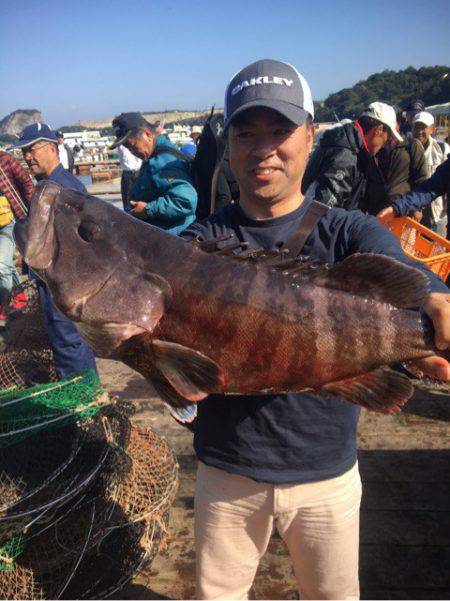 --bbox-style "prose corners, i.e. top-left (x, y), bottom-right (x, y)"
top-left (96, 358), bottom-right (450, 600)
